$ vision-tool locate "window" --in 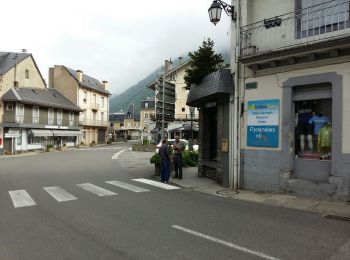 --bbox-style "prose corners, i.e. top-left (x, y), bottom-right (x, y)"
top-left (92, 94), bottom-right (97, 104)
top-left (28, 136), bottom-right (42, 145)
top-left (16, 104), bottom-right (24, 123)
top-left (57, 110), bottom-right (62, 126)
top-left (101, 97), bottom-right (104, 108)
top-left (17, 130), bottom-right (22, 146)
top-left (294, 98), bottom-right (332, 160)
top-left (145, 112), bottom-right (149, 118)
top-left (69, 112), bottom-right (74, 126)
top-left (297, 0), bottom-right (350, 38)
top-left (83, 91), bottom-right (87, 103)
top-left (6, 104), bottom-right (13, 110)
top-left (145, 103), bottom-right (148, 109)
top-left (25, 70), bottom-right (29, 79)
top-left (101, 112), bottom-right (104, 121)
top-left (48, 108), bottom-right (54, 125)
top-left (32, 107), bottom-right (39, 124)
top-left (182, 108), bottom-right (186, 112)
top-left (14, 81), bottom-right (18, 87)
